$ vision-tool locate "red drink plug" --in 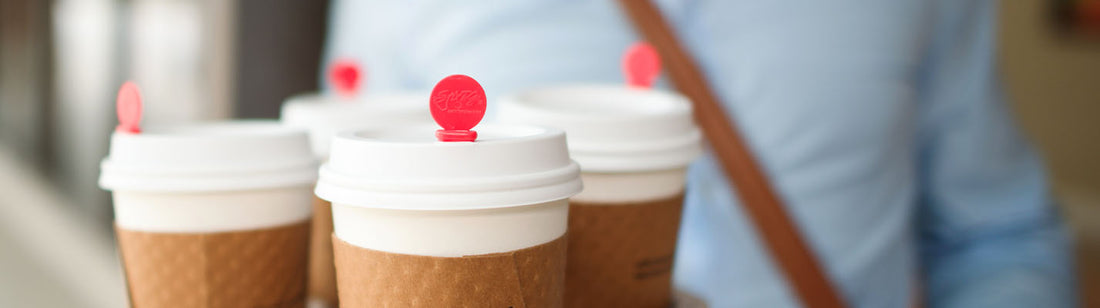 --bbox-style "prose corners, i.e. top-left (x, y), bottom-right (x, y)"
top-left (430, 75), bottom-right (486, 142)
top-left (115, 81), bottom-right (143, 134)
top-left (329, 58), bottom-right (363, 99)
top-left (623, 42), bottom-right (662, 88)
